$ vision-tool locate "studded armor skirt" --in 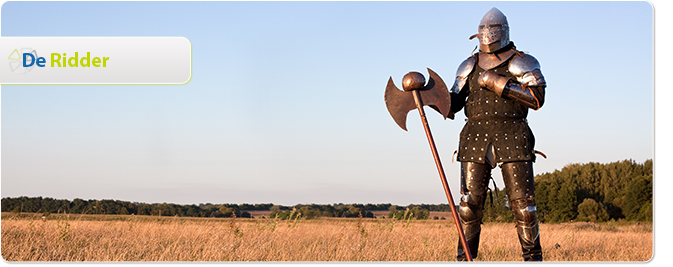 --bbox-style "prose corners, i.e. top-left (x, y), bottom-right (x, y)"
top-left (457, 116), bottom-right (536, 165)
